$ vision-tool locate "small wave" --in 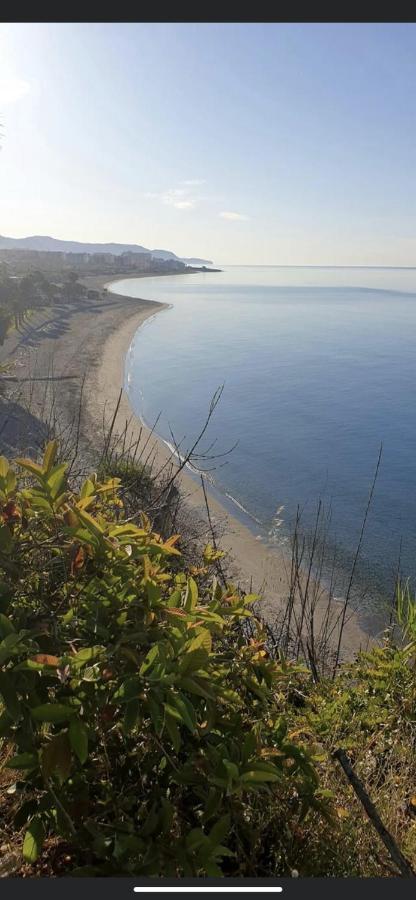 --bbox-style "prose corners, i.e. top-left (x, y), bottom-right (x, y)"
top-left (270, 518), bottom-right (284, 529)
top-left (268, 502), bottom-right (286, 544)
top-left (142, 431), bottom-right (217, 488)
top-left (137, 412), bottom-right (264, 527)
top-left (162, 438), bottom-right (216, 482)
top-left (224, 491), bottom-right (263, 526)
